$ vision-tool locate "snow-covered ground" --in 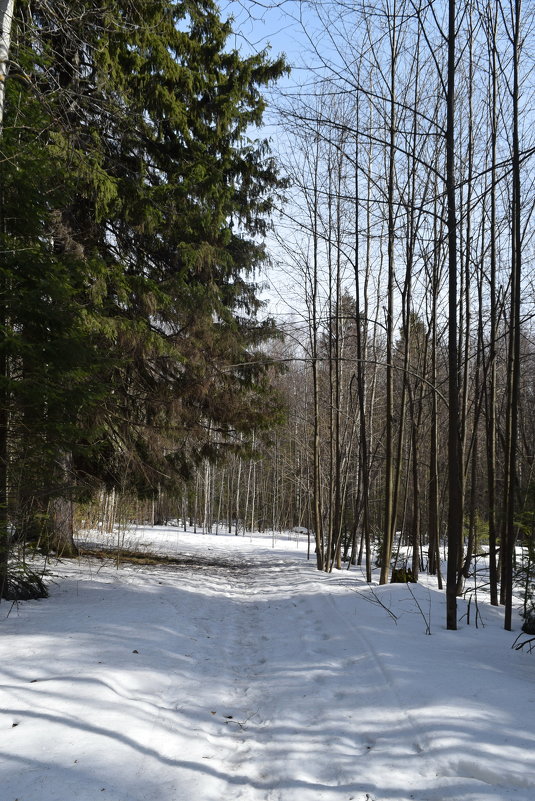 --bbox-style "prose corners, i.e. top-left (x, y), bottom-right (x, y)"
top-left (1, 526), bottom-right (534, 801)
